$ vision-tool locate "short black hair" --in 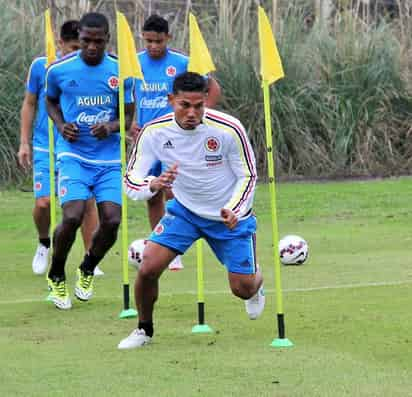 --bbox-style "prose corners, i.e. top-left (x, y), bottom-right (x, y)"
top-left (60, 20), bottom-right (79, 41)
top-left (143, 14), bottom-right (169, 34)
top-left (79, 12), bottom-right (109, 34)
top-left (172, 72), bottom-right (208, 95)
